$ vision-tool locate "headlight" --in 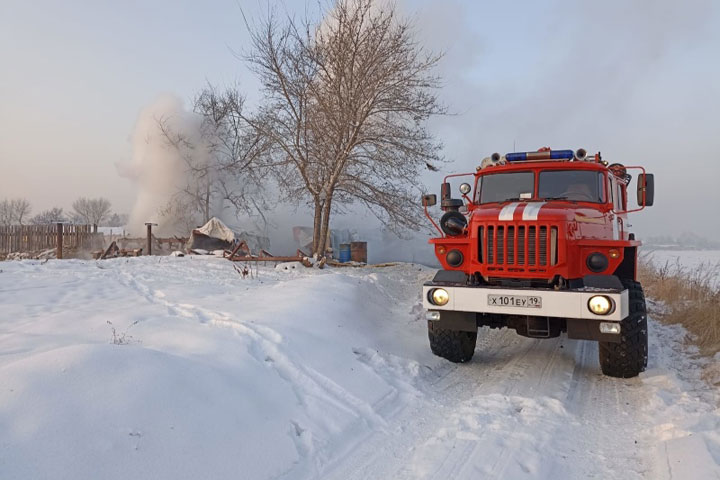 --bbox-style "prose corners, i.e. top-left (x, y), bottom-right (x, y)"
top-left (446, 249), bottom-right (463, 267)
top-left (588, 295), bottom-right (614, 315)
top-left (586, 252), bottom-right (609, 272)
top-left (429, 288), bottom-right (450, 306)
